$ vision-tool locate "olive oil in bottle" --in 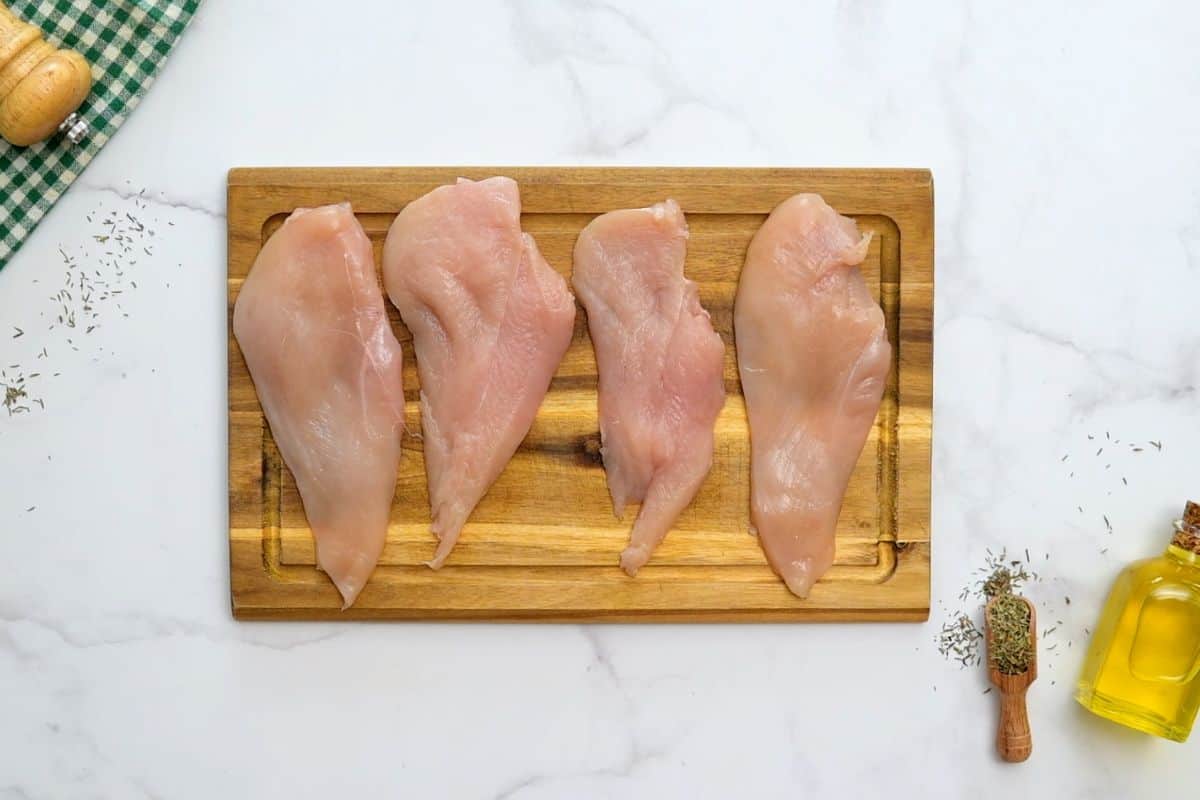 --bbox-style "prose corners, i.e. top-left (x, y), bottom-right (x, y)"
top-left (1076, 501), bottom-right (1200, 742)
